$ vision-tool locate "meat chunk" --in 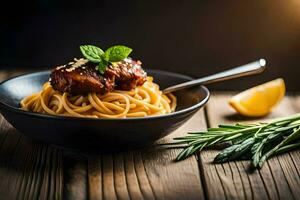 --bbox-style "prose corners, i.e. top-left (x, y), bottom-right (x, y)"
top-left (105, 58), bottom-right (147, 90)
top-left (50, 58), bottom-right (114, 94)
top-left (50, 58), bottom-right (147, 94)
